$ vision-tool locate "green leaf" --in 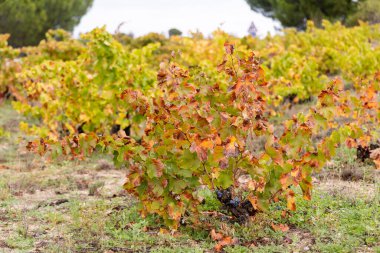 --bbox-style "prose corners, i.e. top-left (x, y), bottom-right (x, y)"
top-left (216, 169), bottom-right (233, 189)
top-left (178, 149), bottom-right (201, 171)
